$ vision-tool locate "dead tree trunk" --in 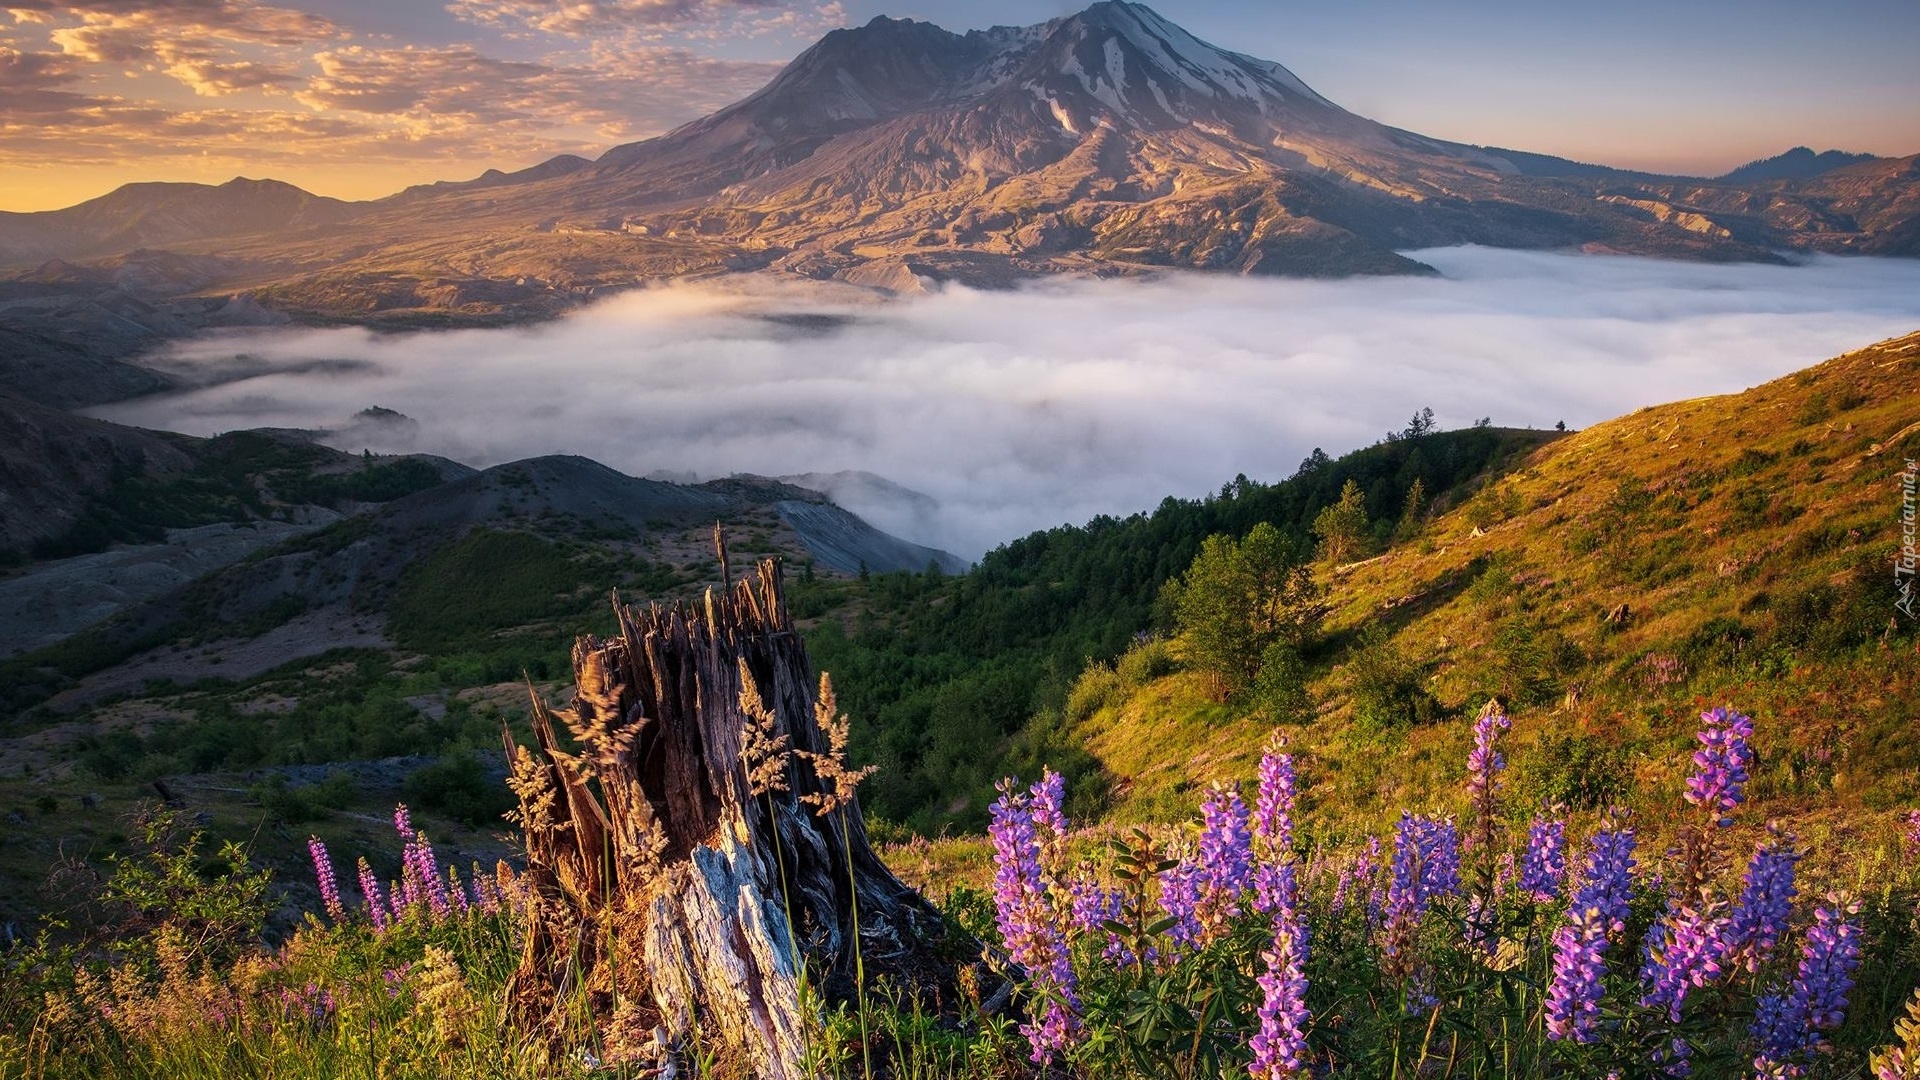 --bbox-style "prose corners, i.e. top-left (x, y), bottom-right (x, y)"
top-left (503, 558), bottom-right (963, 1077)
